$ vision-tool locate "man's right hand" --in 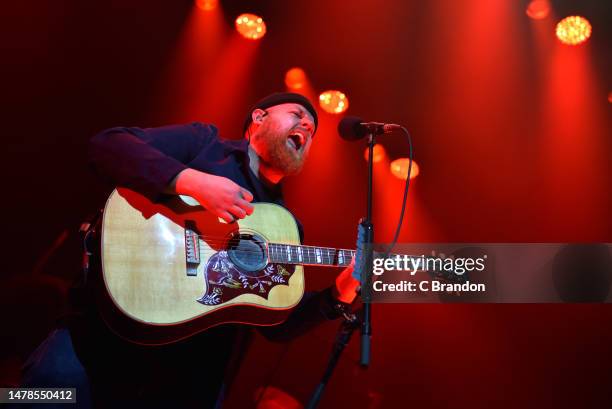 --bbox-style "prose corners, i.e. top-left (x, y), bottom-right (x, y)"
top-left (170, 168), bottom-right (254, 223)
